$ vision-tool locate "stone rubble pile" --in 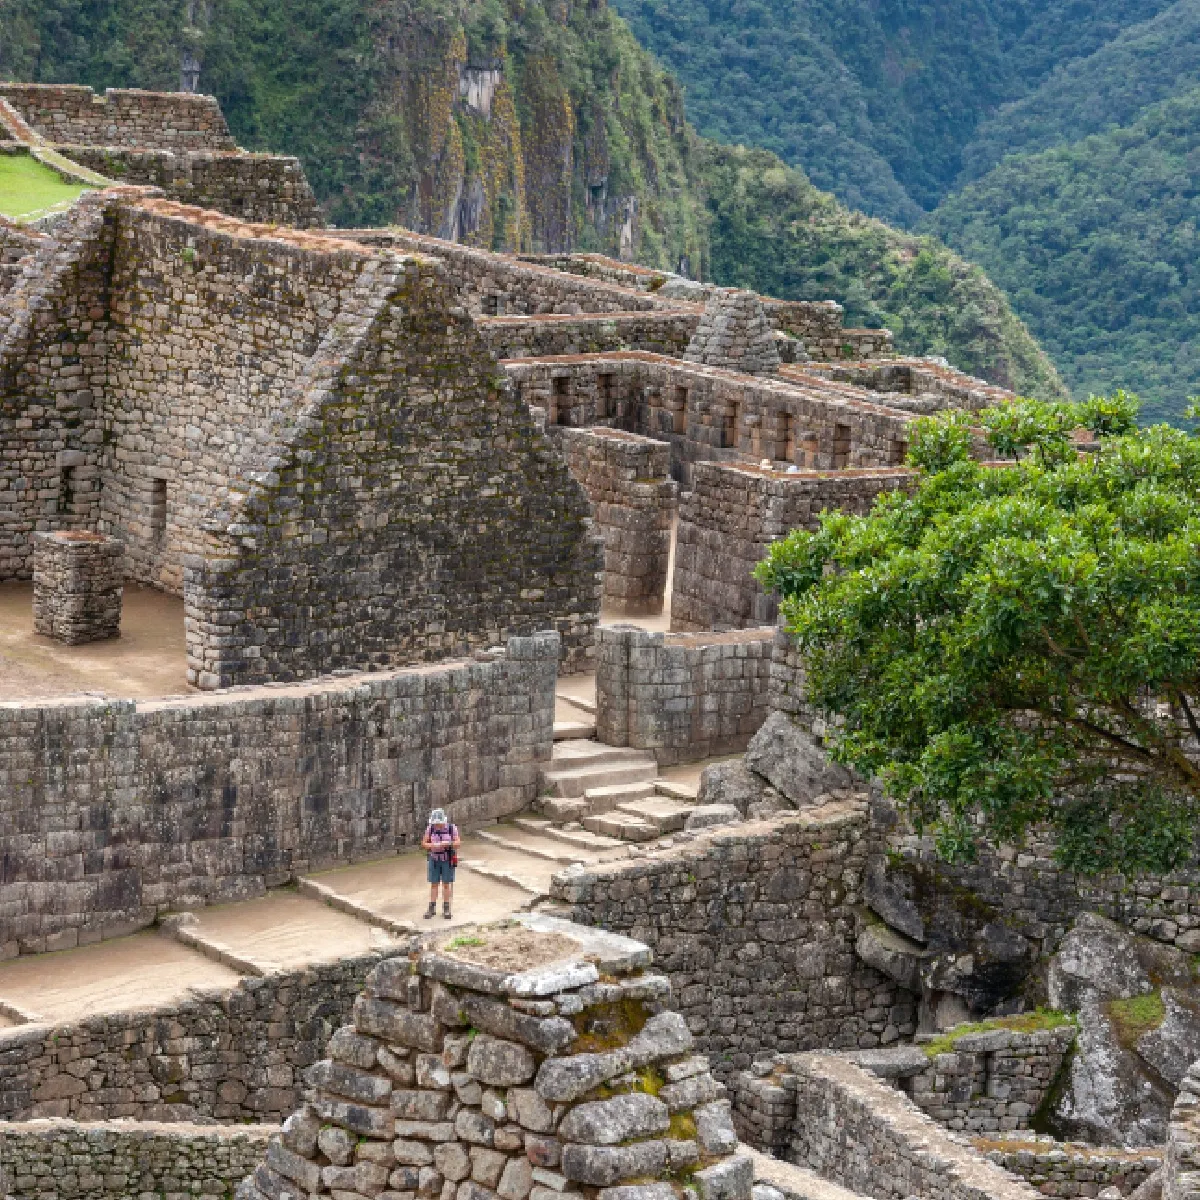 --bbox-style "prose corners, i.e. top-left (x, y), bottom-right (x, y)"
top-left (238, 915), bottom-right (752, 1200)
